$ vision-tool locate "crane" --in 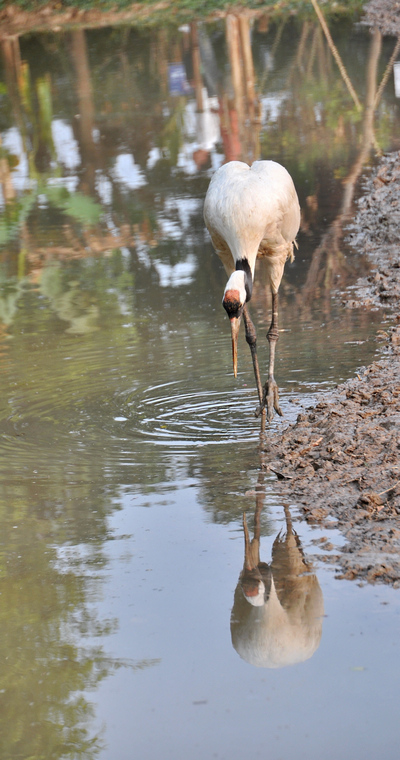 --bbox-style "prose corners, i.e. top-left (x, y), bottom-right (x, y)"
top-left (203, 160), bottom-right (300, 421)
